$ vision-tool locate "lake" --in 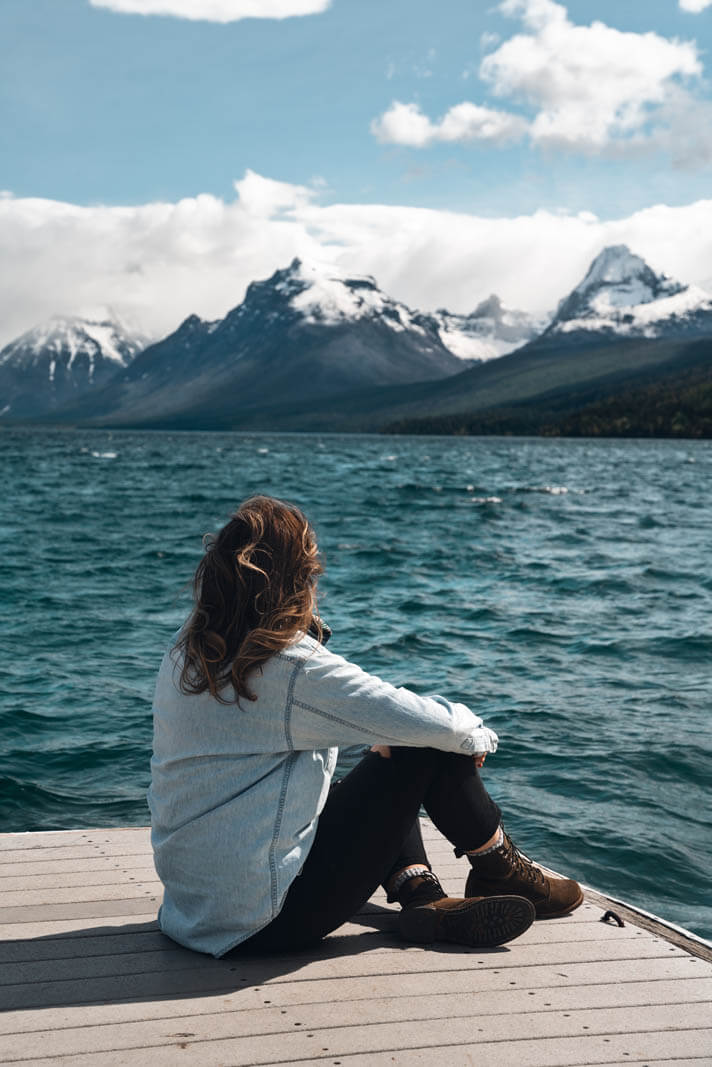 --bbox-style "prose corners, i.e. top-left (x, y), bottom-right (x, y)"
top-left (1, 428), bottom-right (710, 940)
